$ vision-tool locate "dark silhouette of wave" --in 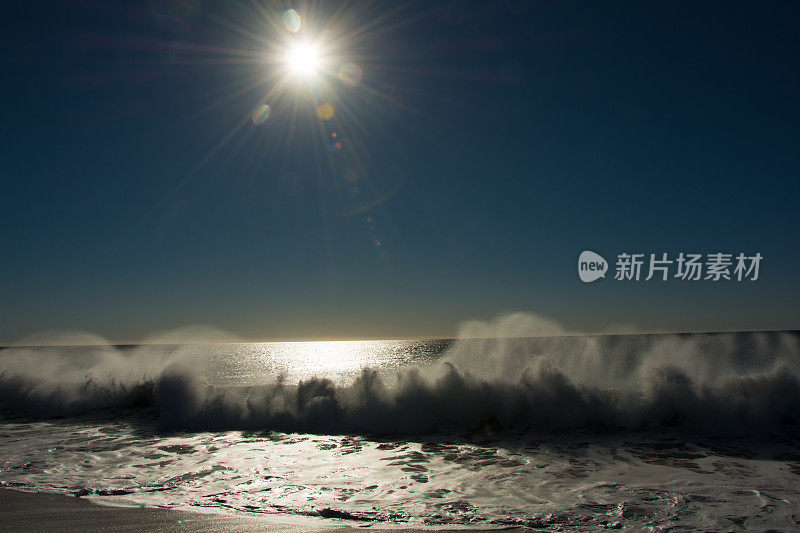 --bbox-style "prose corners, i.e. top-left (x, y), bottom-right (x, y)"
top-left (1, 319), bottom-right (798, 437)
